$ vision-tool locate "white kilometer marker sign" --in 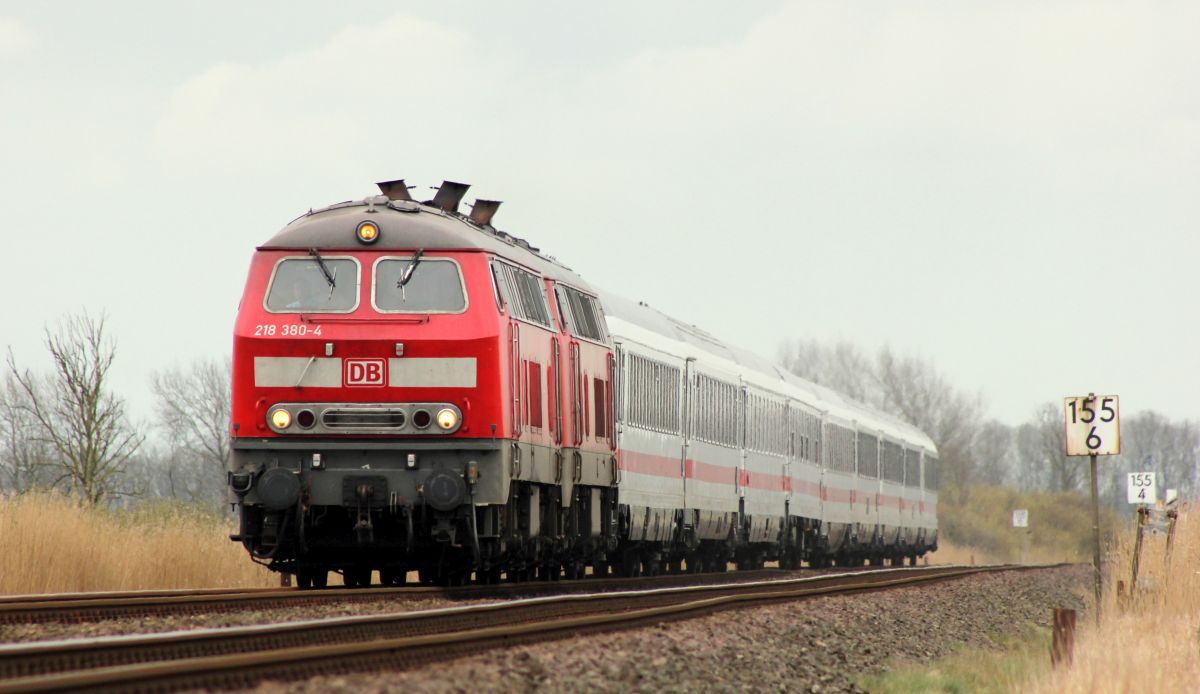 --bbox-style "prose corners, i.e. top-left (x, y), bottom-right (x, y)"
top-left (1064, 394), bottom-right (1120, 456)
top-left (1126, 472), bottom-right (1157, 505)
top-left (1012, 509), bottom-right (1029, 528)
top-left (1064, 392), bottom-right (1120, 626)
